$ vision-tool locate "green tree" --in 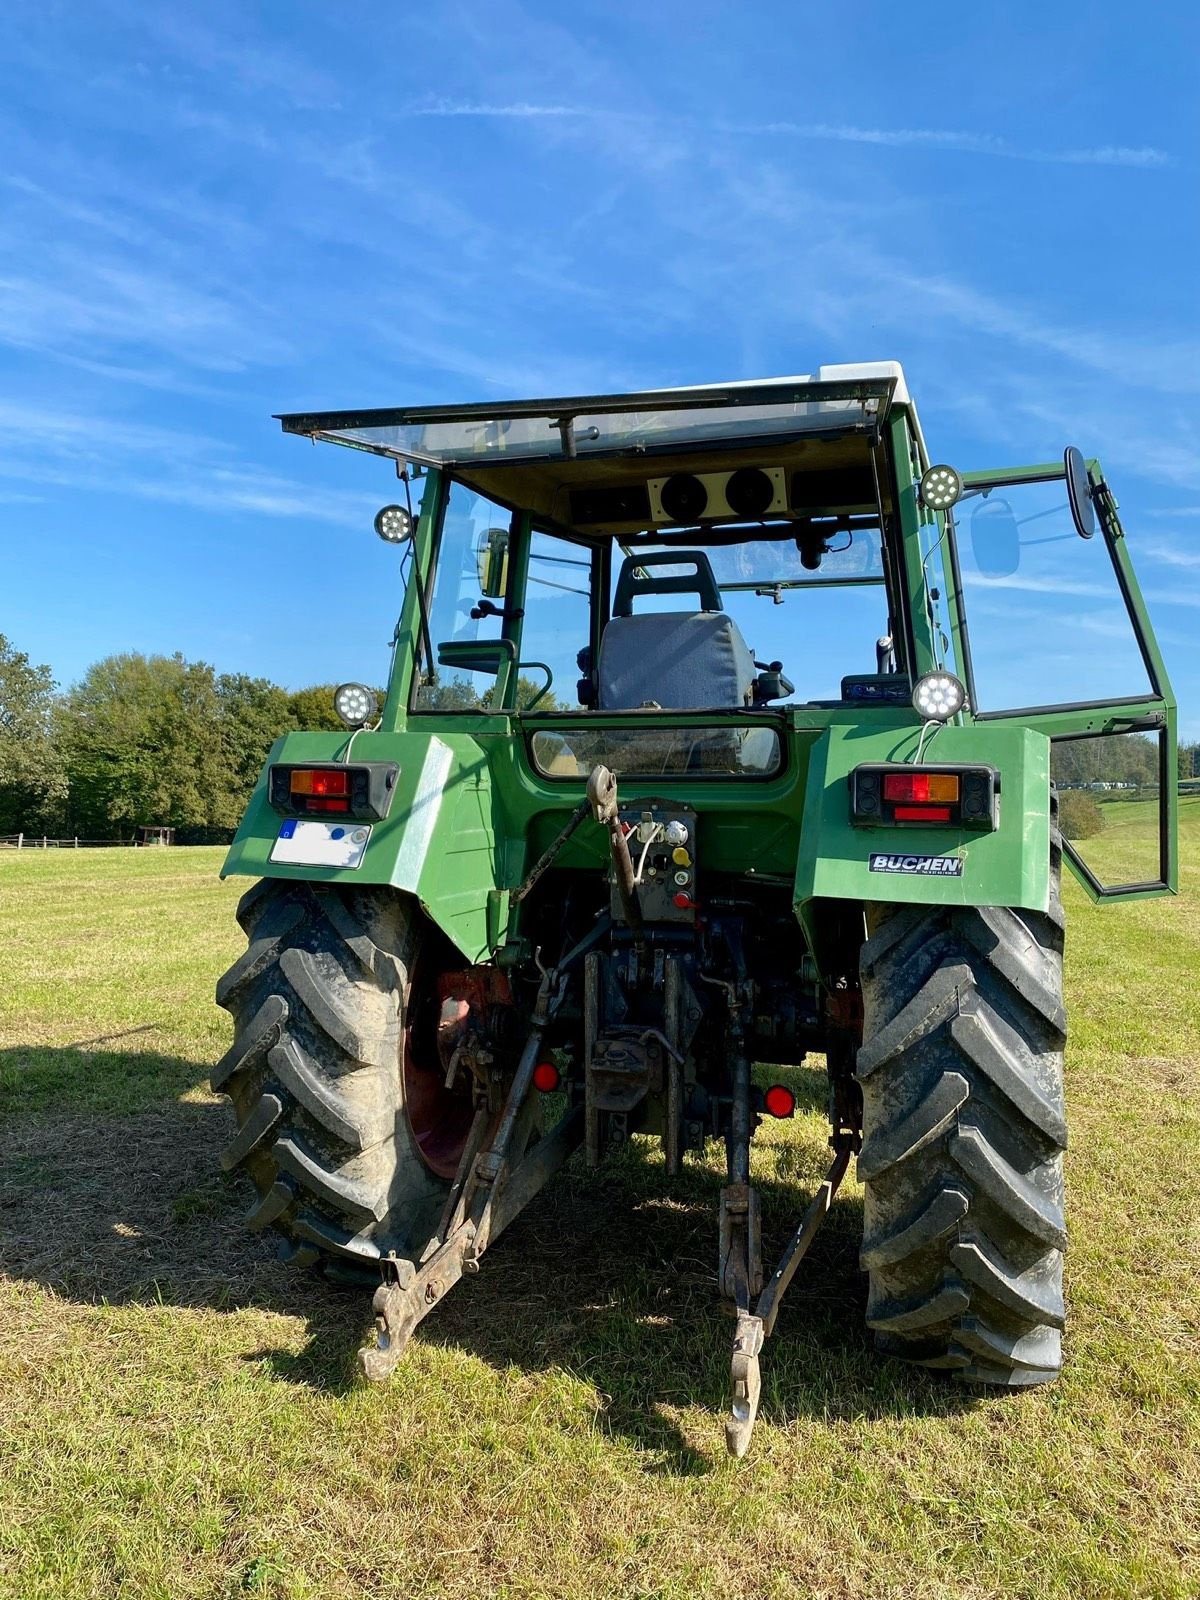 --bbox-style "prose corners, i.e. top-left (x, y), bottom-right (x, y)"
top-left (0, 634), bottom-right (68, 832)
top-left (63, 653), bottom-right (231, 836)
top-left (286, 684), bottom-right (347, 731)
top-left (218, 674), bottom-right (295, 820)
